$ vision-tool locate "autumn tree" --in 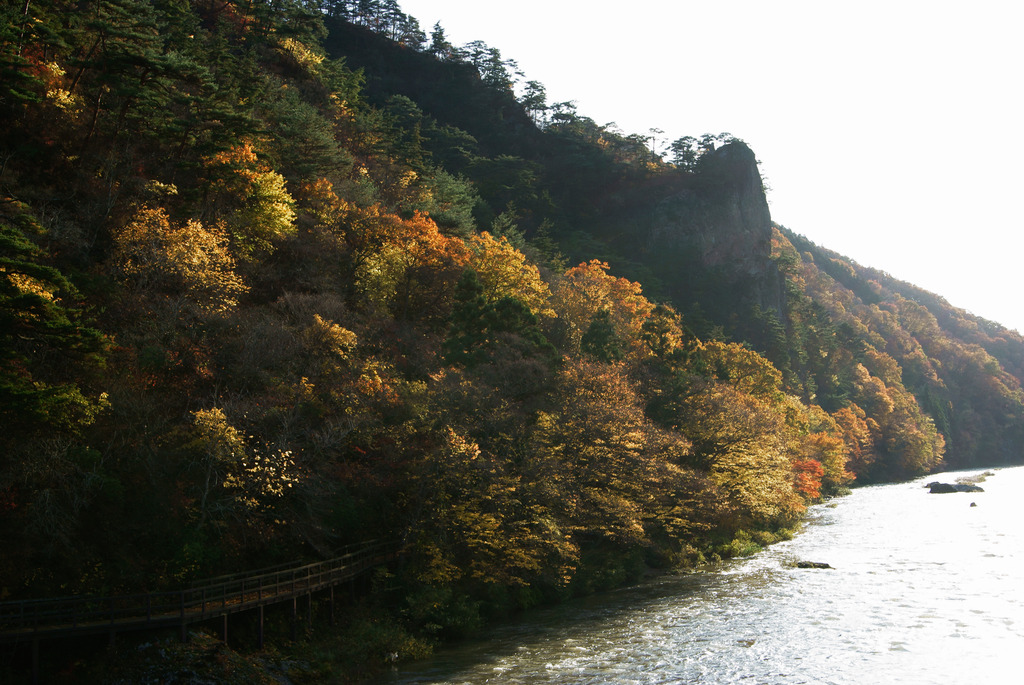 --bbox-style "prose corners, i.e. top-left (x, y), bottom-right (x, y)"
top-left (185, 406), bottom-right (301, 540)
top-left (699, 340), bottom-right (785, 403)
top-left (110, 207), bottom-right (247, 314)
top-left (354, 211), bottom-right (469, 324)
top-left (651, 338), bottom-right (804, 526)
top-left (202, 141), bottom-right (297, 256)
top-left (847, 362), bottom-right (945, 480)
top-left (466, 231), bottom-right (555, 318)
top-left (551, 260), bottom-right (654, 357)
top-left (640, 303), bottom-right (689, 362)
top-left (832, 403), bottom-right (878, 478)
top-left (673, 383), bottom-right (802, 528)
top-left (402, 427), bottom-right (575, 591)
top-left (442, 269), bottom-right (557, 372)
top-left (785, 402), bottom-right (853, 498)
top-left (530, 359), bottom-right (688, 545)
